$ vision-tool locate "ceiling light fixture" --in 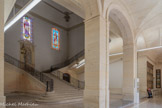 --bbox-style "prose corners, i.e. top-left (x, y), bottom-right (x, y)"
top-left (72, 59), bottom-right (85, 69)
top-left (76, 62), bottom-right (85, 69)
top-left (4, 0), bottom-right (41, 32)
top-left (72, 46), bottom-right (162, 67)
top-left (109, 46), bottom-right (162, 57)
top-left (109, 52), bottom-right (123, 57)
top-left (138, 46), bottom-right (162, 52)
